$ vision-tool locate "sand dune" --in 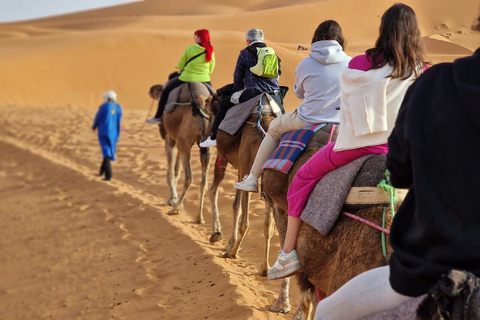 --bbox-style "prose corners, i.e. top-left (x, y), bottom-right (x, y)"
top-left (0, 0), bottom-right (479, 319)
